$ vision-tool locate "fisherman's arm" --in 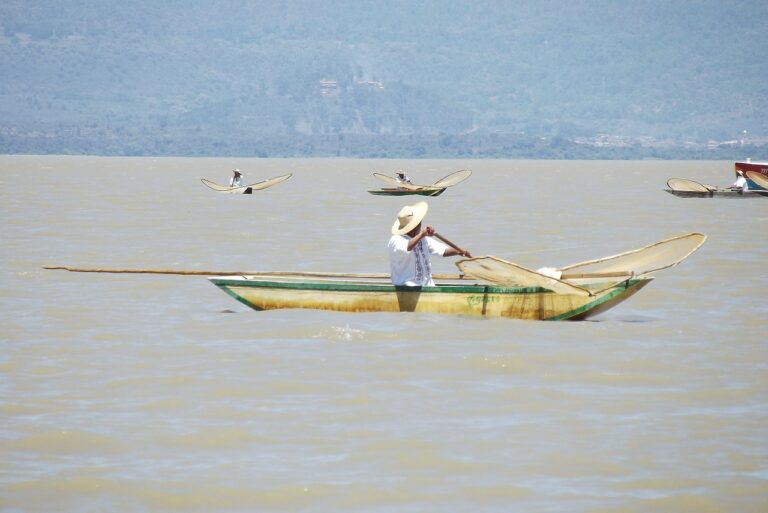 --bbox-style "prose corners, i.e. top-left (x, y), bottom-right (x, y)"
top-left (406, 225), bottom-right (435, 251)
top-left (443, 247), bottom-right (472, 258)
